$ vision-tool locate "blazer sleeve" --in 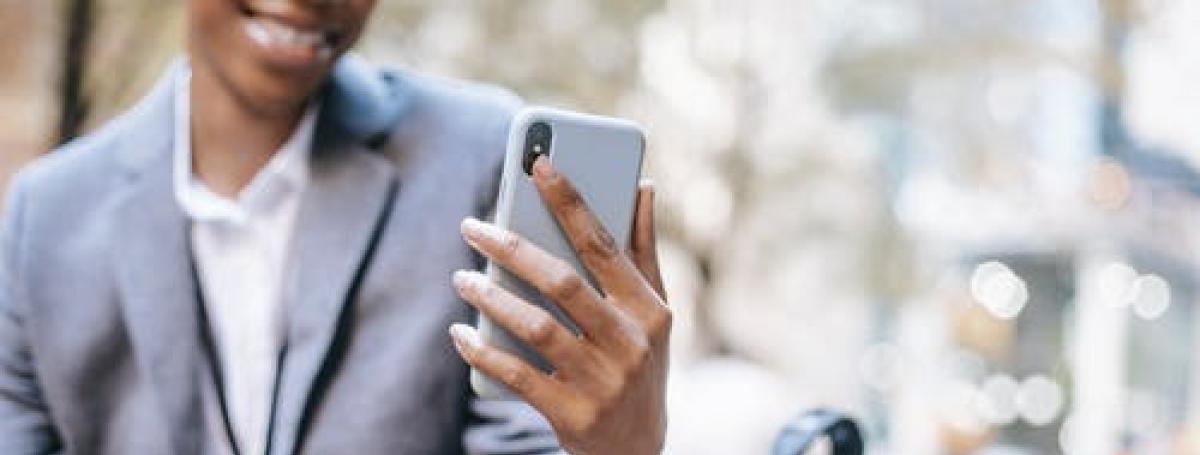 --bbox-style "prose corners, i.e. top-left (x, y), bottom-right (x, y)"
top-left (463, 398), bottom-right (566, 455)
top-left (0, 173), bottom-right (62, 454)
